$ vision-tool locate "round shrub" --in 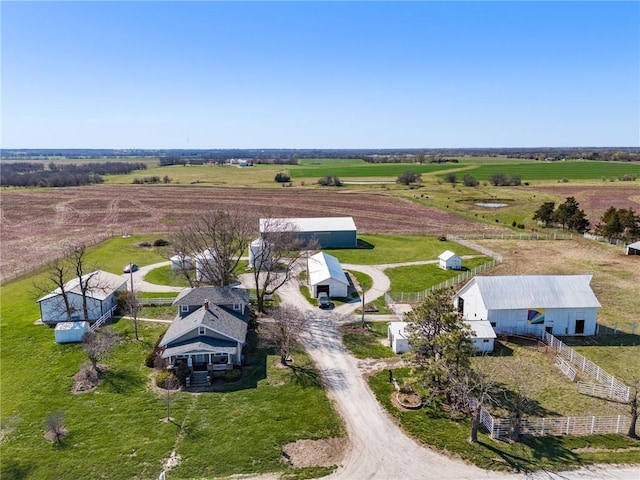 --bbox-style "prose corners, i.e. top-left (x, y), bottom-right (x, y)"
top-left (156, 371), bottom-right (179, 389)
top-left (223, 368), bottom-right (241, 382)
top-left (153, 239), bottom-right (170, 247)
